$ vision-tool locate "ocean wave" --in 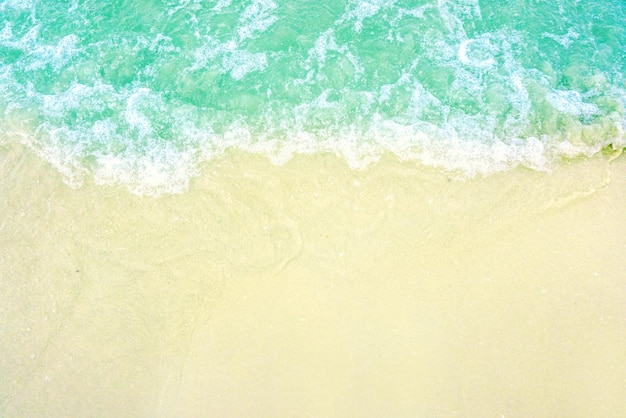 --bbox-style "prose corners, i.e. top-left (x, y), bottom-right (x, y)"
top-left (0, 0), bottom-right (624, 195)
